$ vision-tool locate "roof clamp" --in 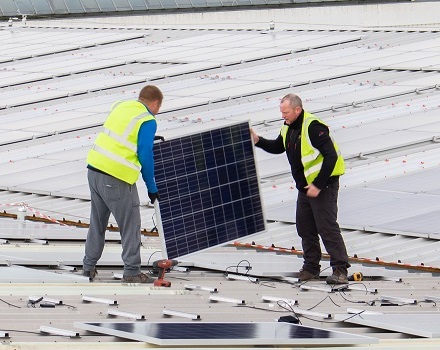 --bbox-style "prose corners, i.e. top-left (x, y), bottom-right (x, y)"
top-left (107, 309), bottom-right (145, 320)
top-left (380, 295), bottom-right (417, 306)
top-left (39, 326), bottom-right (80, 338)
top-left (209, 295), bottom-right (245, 305)
top-left (290, 307), bottom-right (332, 320)
top-left (432, 136), bottom-right (440, 143)
top-left (425, 296), bottom-right (440, 303)
top-left (184, 284), bottom-right (218, 293)
top-left (82, 296), bottom-right (118, 305)
top-left (17, 204), bottom-right (27, 222)
top-left (358, 152), bottom-right (369, 160)
top-left (226, 273), bottom-right (259, 283)
top-left (163, 309), bottom-right (201, 320)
